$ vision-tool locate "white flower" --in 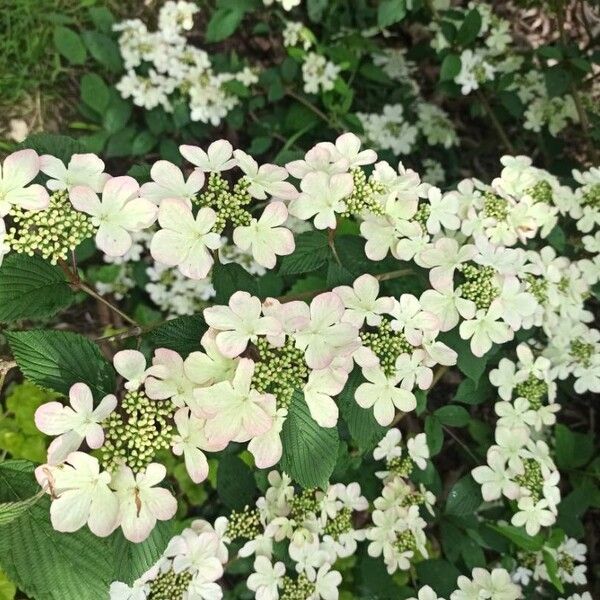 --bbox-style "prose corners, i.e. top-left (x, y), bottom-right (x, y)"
top-left (140, 160), bottom-right (205, 205)
top-left (455, 49), bottom-right (495, 95)
top-left (0, 149), bottom-right (49, 217)
top-left (355, 367), bottom-right (416, 426)
top-left (316, 133), bottom-right (377, 169)
top-left (40, 153), bottom-right (110, 192)
top-left (111, 462), bottom-right (177, 543)
top-left (248, 406), bottom-right (287, 468)
top-left (150, 198), bottom-right (221, 279)
top-left (144, 348), bottom-right (196, 408)
top-left (35, 383), bottom-right (116, 464)
top-left (164, 529), bottom-right (224, 581)
top-left (472, 448), bottom-right (519, 501)
top-left (109, 581), bottom-right (149, 600)
top-left (286, 146), bottom-right (348, 178)
top-left (408, 586), bottom-right (445, 600)
top-left (459, 305), bottom-right (514, 357)
top-left (334, 274), bottom-right (394, 327)
top-left (373, 428), bottom-right (403, 462)
top-left (233, 201), bottom-right (295, 268)
top-left (35, 452), bottom-right (119, 537)
top-left (420, 280), bottom-right (476, 332)
top-left (407, 433), bottom-right (429, 469)
top-left (424, 187), bottom-right (460, 233)
top-left (289, 172), bottom-right (353, 229)
top-left (511, 496), bottom-right (554, 536)
top-left (204, 291), bottom-right (282, 357)
top-left (419, 237), bottom-right (476, 290)
top-left (247, 556), bottom-right (285, 600)
top-left (312, 564), bottom-right (342, 600)
top-left (196, 358), bottom-right (274, 445)
top-left (234, 150), bottom-right (297, 200)
top-left (293, 292), bottom-right (359, 370)
top-left (71, 176), bottom-right (157, 257)
top-left (113, 350), bottom-right (148, 391)
top-left (180, 140), bottom-right (237, 172)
